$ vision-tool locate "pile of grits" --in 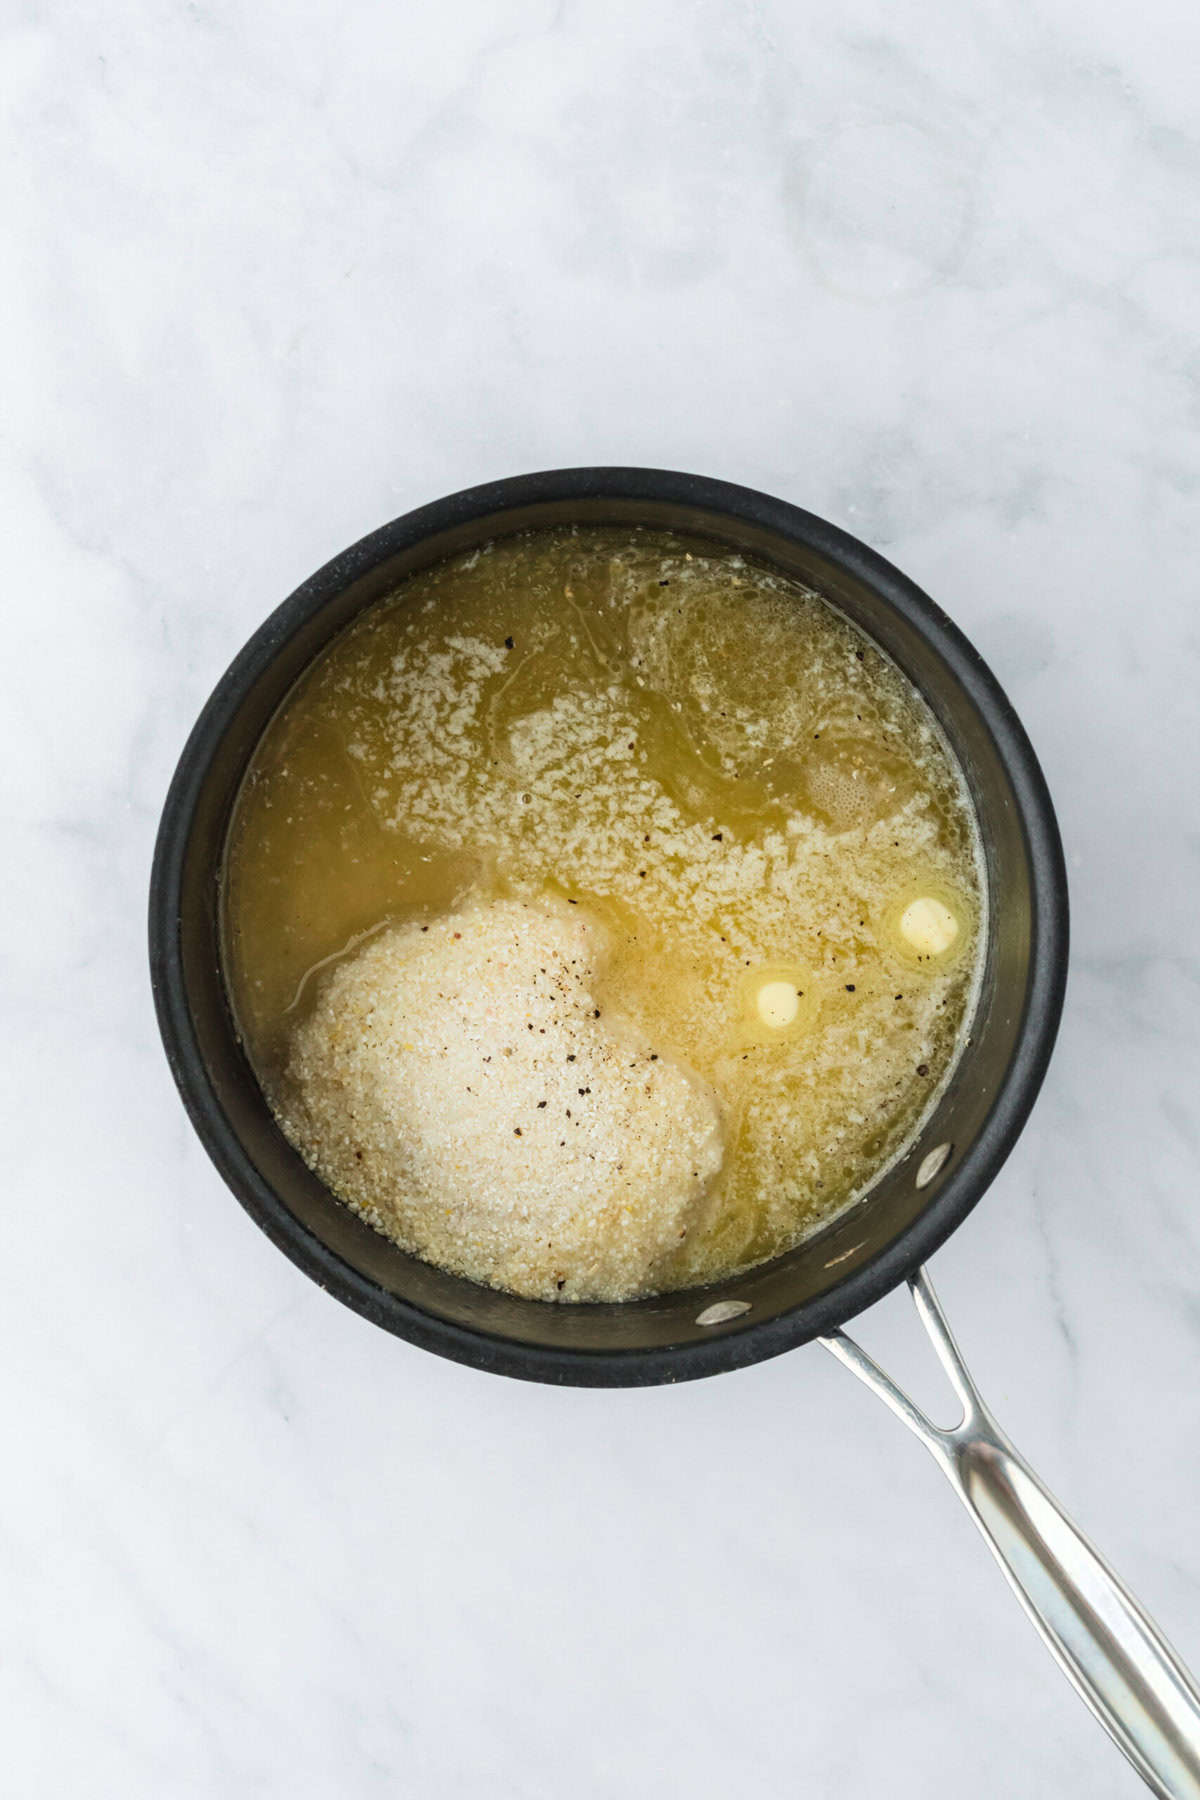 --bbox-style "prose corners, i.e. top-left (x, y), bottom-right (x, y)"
top-left (281, 896), bottom-right (726, 1301)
